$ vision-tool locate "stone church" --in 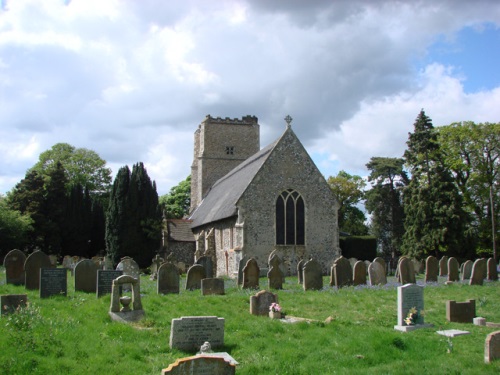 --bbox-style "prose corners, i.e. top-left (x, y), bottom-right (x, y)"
top-left (188, 114), bottom-right (340, 277)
